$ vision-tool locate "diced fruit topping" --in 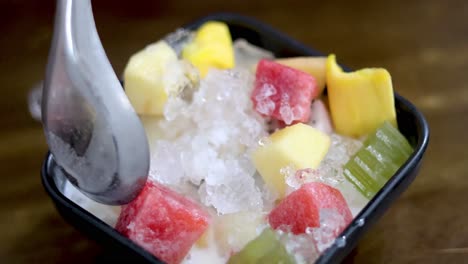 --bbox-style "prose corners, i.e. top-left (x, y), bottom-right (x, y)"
top-left (71, 25), bottom-right (415, 263)
top-left (252, 59), bottom-right (318, 125)
top-left (343, 121), bottom-right (413, 198)
top-left (124, 41), bottom-right (199, 116)
top-left (228, 228), bottom-right (295, 264)
top-left (326, 54), bottom-right (397, 137)
top-left (268, 182), bottom-right (353, 235)
top-left (182, 21), bottom-right (234, 77)
top-left (253, 123), bottom-right (331, 198)
top-left (116, 181), bottom-right (211, 264)
top-left (275, 57), bottom-right (327, 96)
top-left (214, 211), bottom-right (265, 254)
top-left (124, 41), bottom-right (176, 115)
